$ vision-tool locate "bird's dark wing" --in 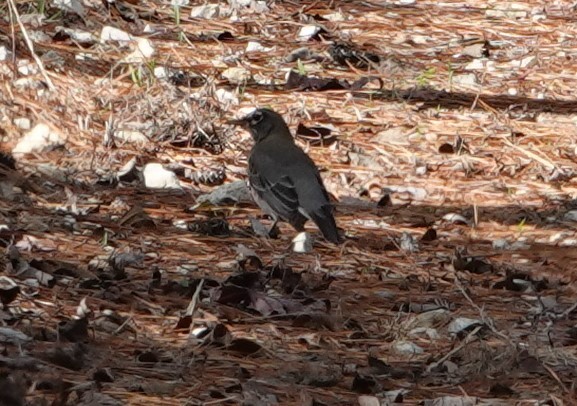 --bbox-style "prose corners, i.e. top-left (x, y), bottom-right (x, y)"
top-left (305, 203), bottom-right (340, 244)
top-left (249, 140), bottom-right (340, 243)
top-left (291, 169), bottom-right (341, 244)
top-left (248, 155), bottom-right (306, 229)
